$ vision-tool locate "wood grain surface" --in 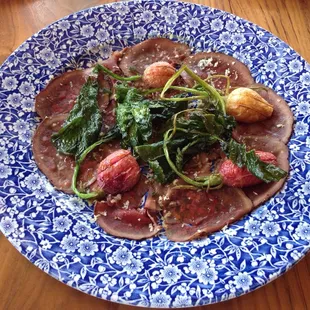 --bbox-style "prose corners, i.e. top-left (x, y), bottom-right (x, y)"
top-left (0, 0), bottom-right (309, 309)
